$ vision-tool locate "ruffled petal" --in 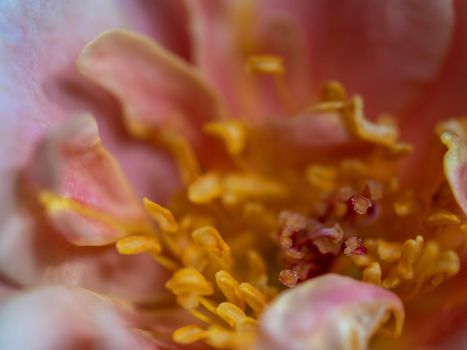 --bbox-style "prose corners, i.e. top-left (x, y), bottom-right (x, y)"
top-left (77, 29), bottom-right (227, 150)
top-left (0, 0), bottom-right (186, 210)
top-left (437, 117), bottom-right (467, 215)
top-left (0, 286), bottom-right (157, 350)
top-left (28, 115), bottom-right (151, 246)
top-left (188, 0), bottom-right (454, 118)
top-left (256, 274), bottom-right (404, 350)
